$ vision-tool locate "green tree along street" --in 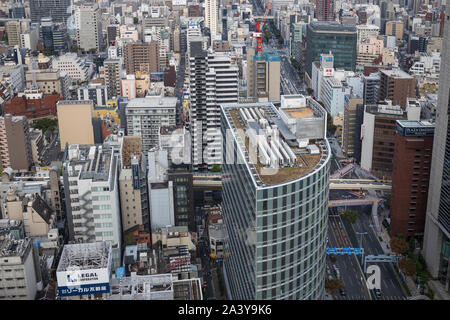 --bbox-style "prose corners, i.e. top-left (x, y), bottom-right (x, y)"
top-left (398, 257), bottom-right (416, 276)
top-left (32, 118), bottom-right (58, 134)
top-left (210, 164), bottom-right (222, 172)
top-left (341, 210), bottom-right (359, 224)
top-left (325, 279), bottom-right (344, 296)
top-left (326, 113), bottom-right (337, 135)
top-left (390, 236), bottom-right (409, 255)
